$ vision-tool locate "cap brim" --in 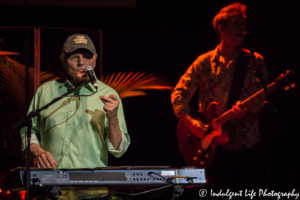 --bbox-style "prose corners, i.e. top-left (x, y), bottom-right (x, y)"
top-left (64, 45), bottom-right (95, 54)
